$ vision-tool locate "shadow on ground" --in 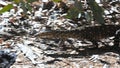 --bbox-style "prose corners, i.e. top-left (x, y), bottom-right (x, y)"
top-left (45, 46), bottom-right (120, 58)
